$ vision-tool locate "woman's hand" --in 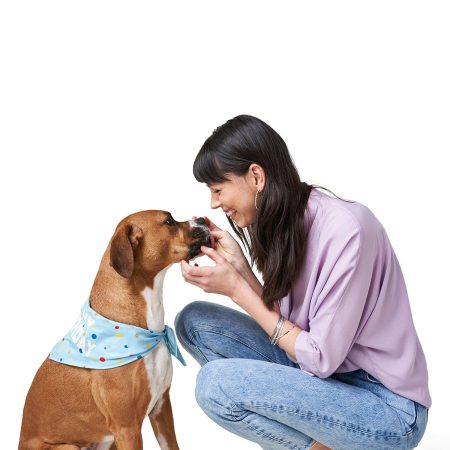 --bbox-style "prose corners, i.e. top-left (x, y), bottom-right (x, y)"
top-left (180, 245), bottom-right (246, 301)
top-left (193, 215), bottom-right (247, 268)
